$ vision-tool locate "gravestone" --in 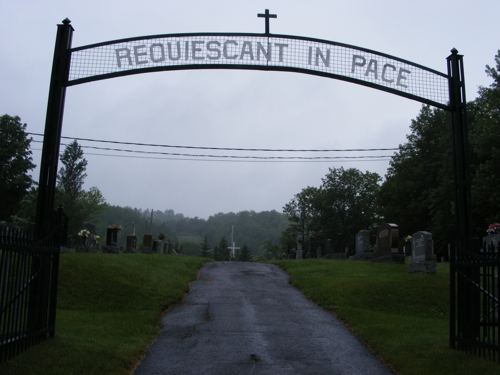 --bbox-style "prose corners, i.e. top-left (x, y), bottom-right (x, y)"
top-left (82, 222), bottom-right (96, 248)
top-left (483, 234), bottom-right (500, 253)
top-left (316, 247), bottom-right (322, 259)
top-left (351, 230), bottom-right (373, 260)
top-left (326, 239), bottom-right (332, 255)
top-left (412, 231), bottom-right (433, 262)
top-left (125, 235), bottom-right (137, 253)
top-left (355, 230), bottom-right (371, 255)
top-left (296, 235), bottom-right (303, 259)
top-left (372, 223), bottom-right (403, 263)
top-left (76, 223), bottom-right (96, 253)
top-left (408, 231), bottom-right (437, 274)
top-left (141, 234), bottom-right (153, 254)
top-left (102, 227), bottom-right (120, 253)
top-left (162, 241), bottom-right (169, 254)
top-left (153, 240), bottom-right (163, 254)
